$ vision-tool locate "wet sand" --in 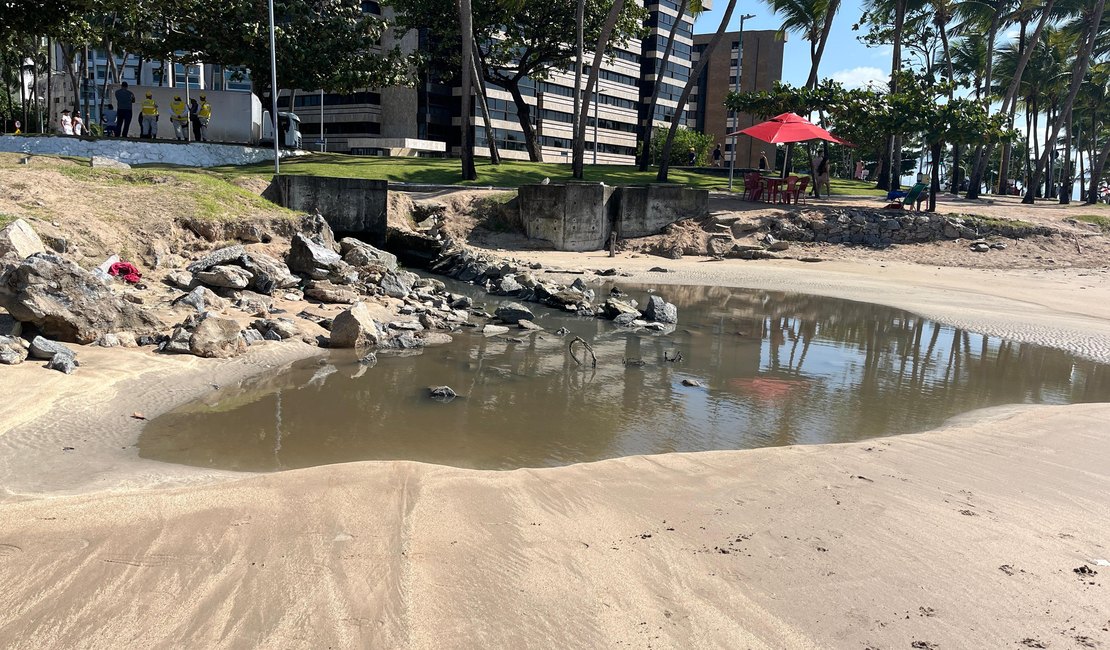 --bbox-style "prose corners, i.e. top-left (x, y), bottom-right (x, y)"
top-left (1, 258), bottom-right (1108, 648)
